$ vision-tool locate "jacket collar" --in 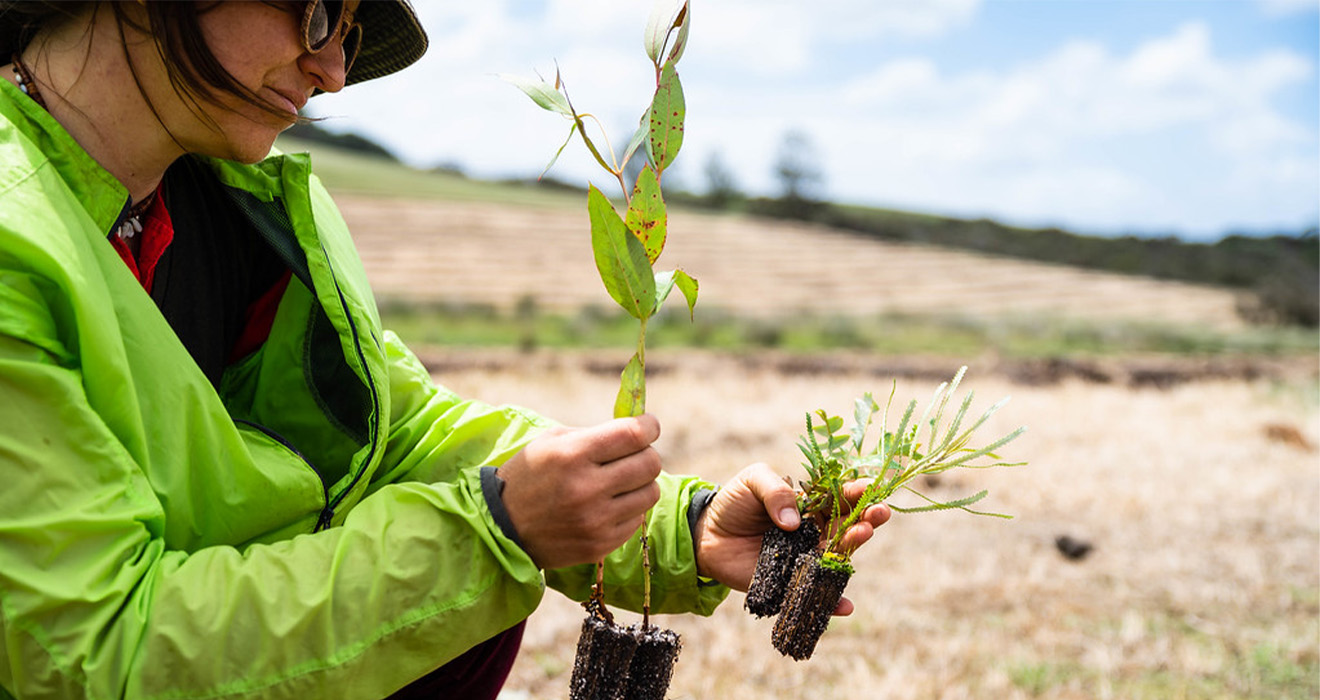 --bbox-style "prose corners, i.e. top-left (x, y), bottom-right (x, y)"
top-left (0, 78), bottom-right (129, 233)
